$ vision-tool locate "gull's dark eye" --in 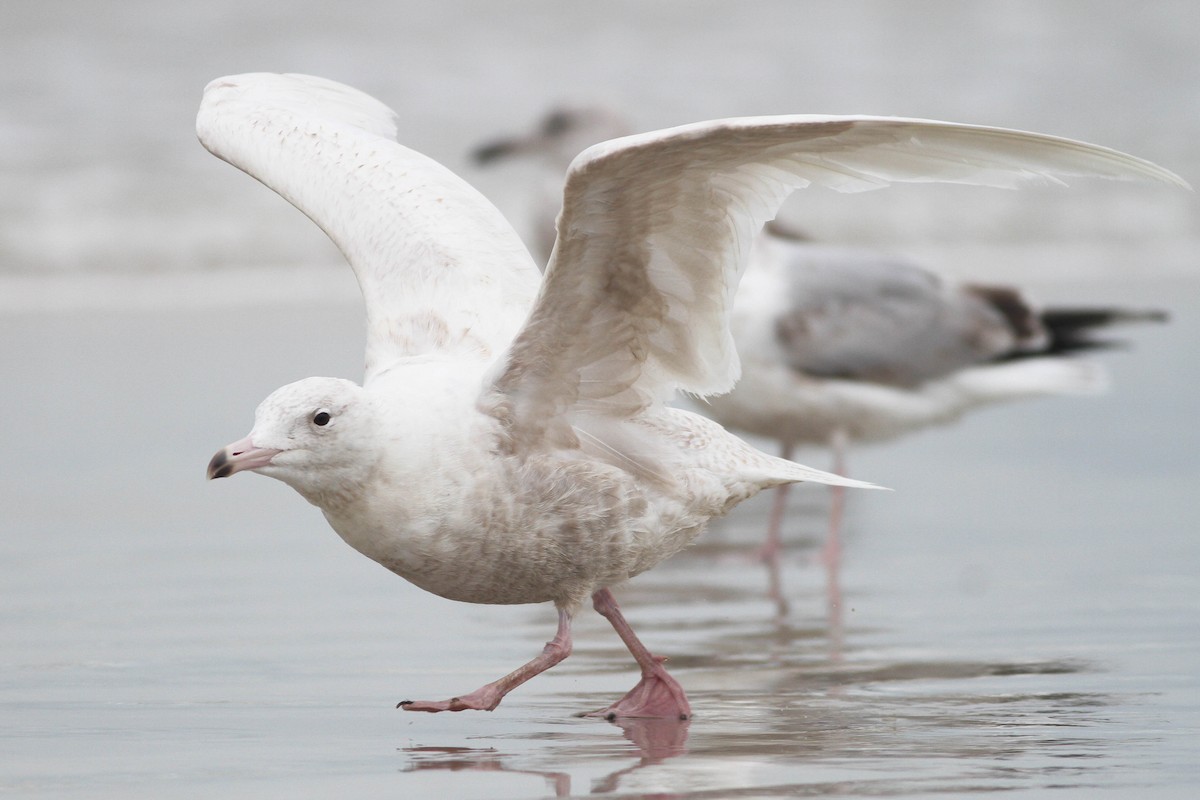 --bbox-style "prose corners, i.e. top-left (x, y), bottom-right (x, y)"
top-left (312, 410), bottom-right (332, 427)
